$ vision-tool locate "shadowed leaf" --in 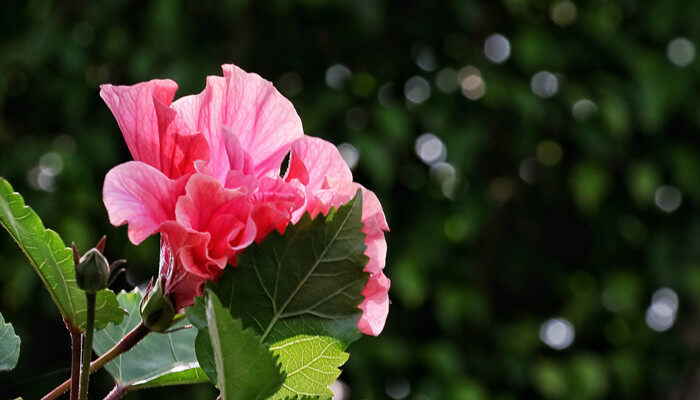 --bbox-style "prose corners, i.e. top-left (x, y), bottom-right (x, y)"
top-left (92, 289), bottom-right (208, 390)
top-left (0, 312), bottom-right (20, 371)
